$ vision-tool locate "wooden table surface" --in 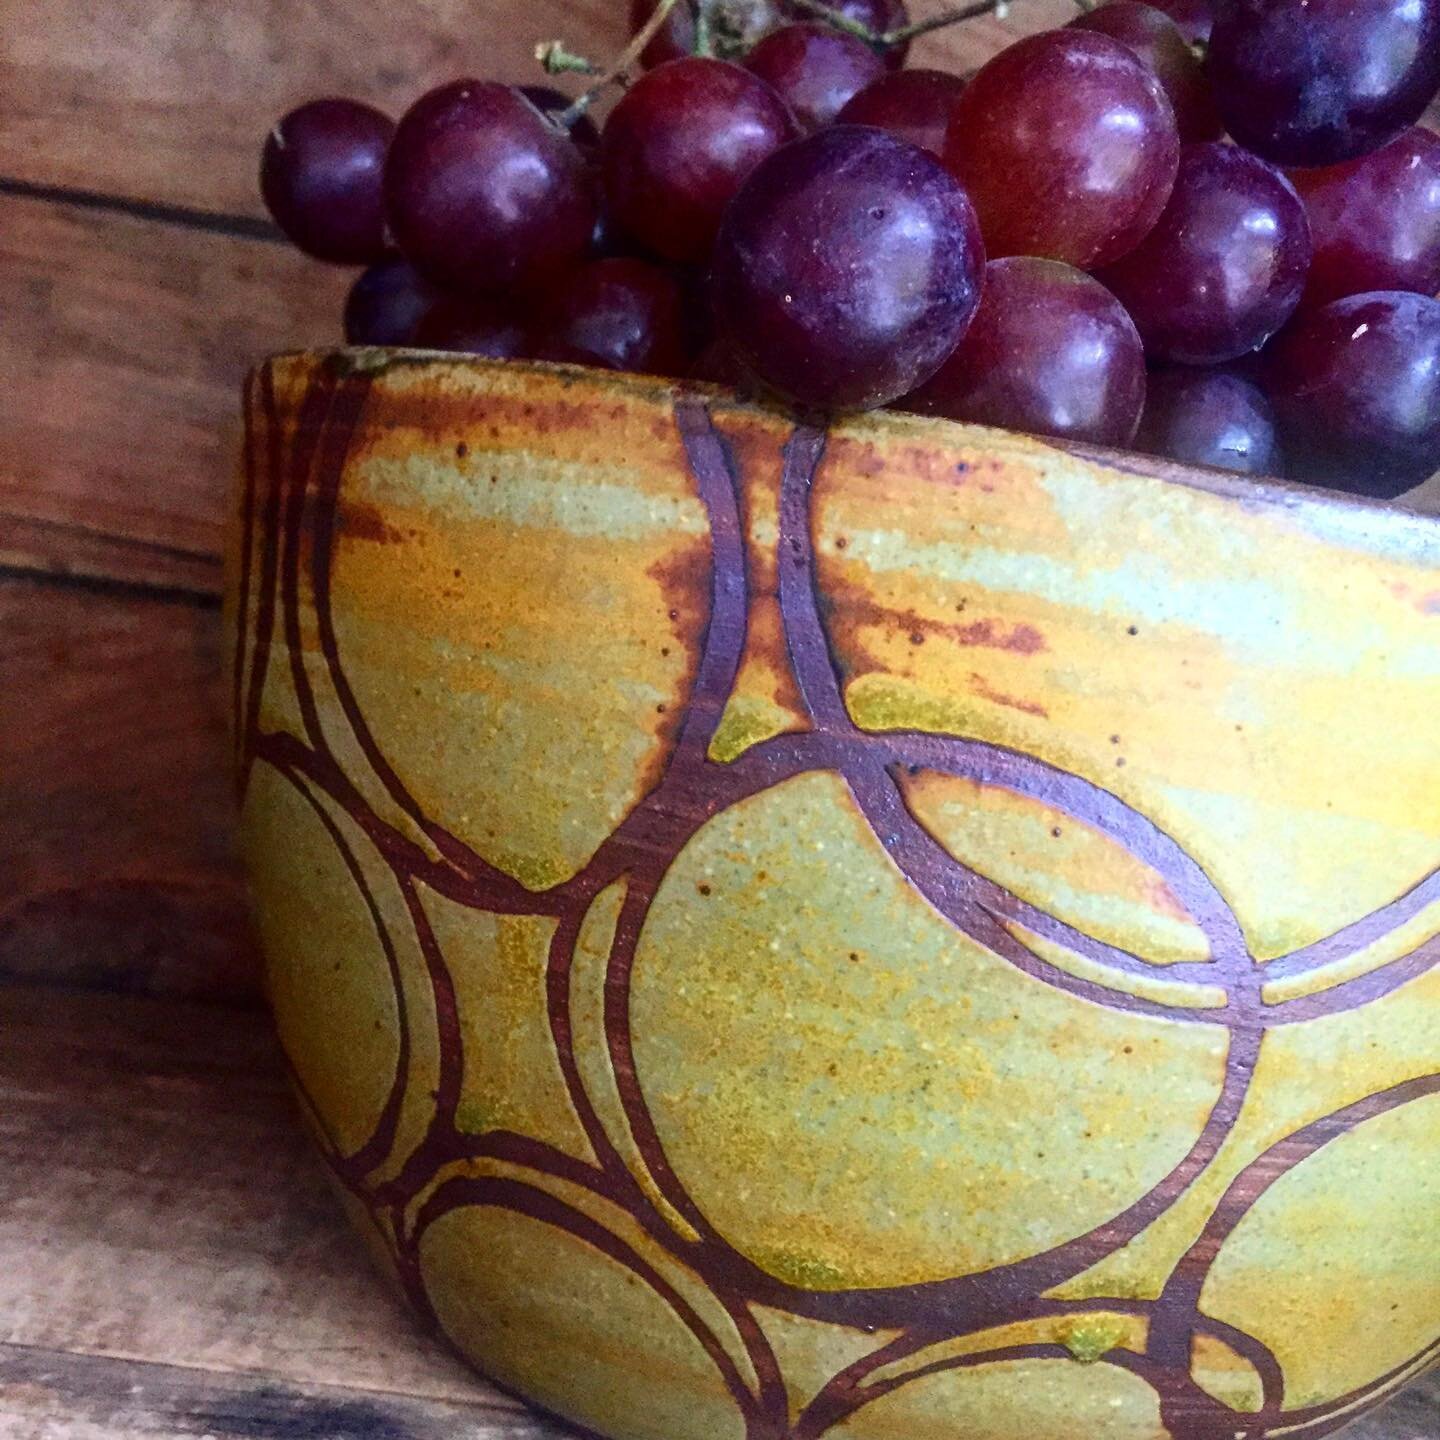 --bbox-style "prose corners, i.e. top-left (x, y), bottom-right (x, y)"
top-left (2, 1), bottom-right (1438, 1434)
